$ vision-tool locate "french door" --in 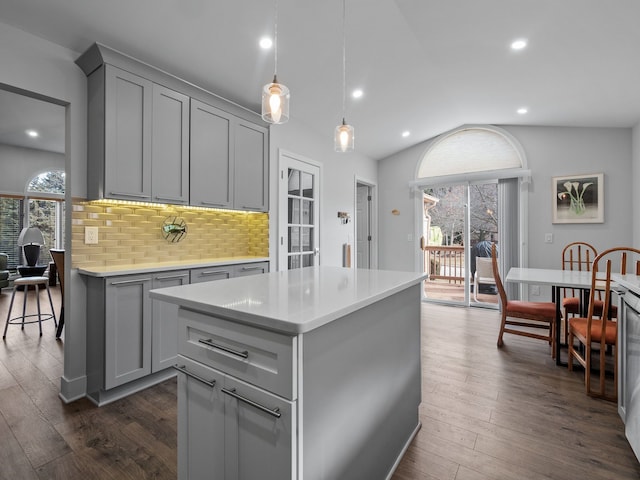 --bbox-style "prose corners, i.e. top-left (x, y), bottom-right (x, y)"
top-left (278, 152), bottom-right (320, 271)
top-left (422, 181), bottom-right (499, 307)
